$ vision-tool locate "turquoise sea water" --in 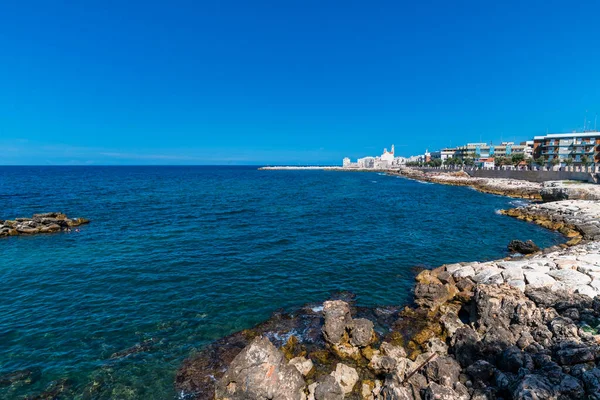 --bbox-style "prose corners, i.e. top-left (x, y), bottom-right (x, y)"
top-left (0, 166), bottom-right (564, 398)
